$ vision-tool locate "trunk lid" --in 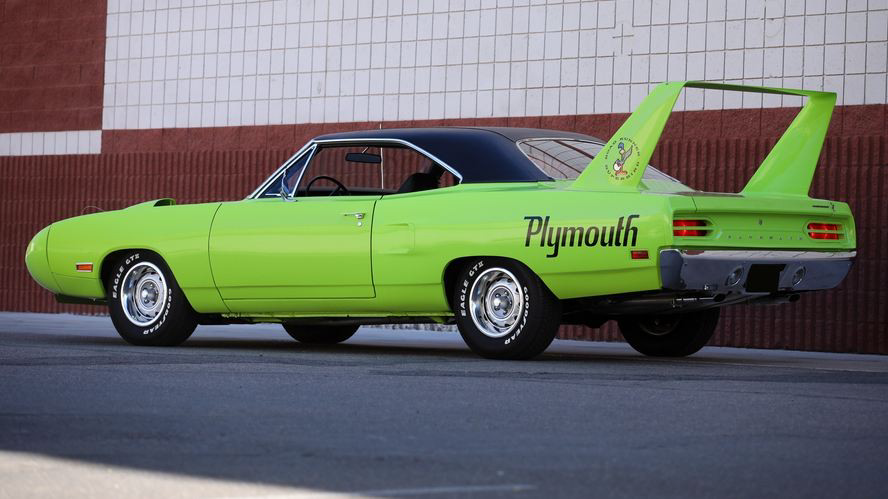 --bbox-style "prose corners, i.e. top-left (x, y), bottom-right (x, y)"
top-left (673, 193), bottom-right (856, 250)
